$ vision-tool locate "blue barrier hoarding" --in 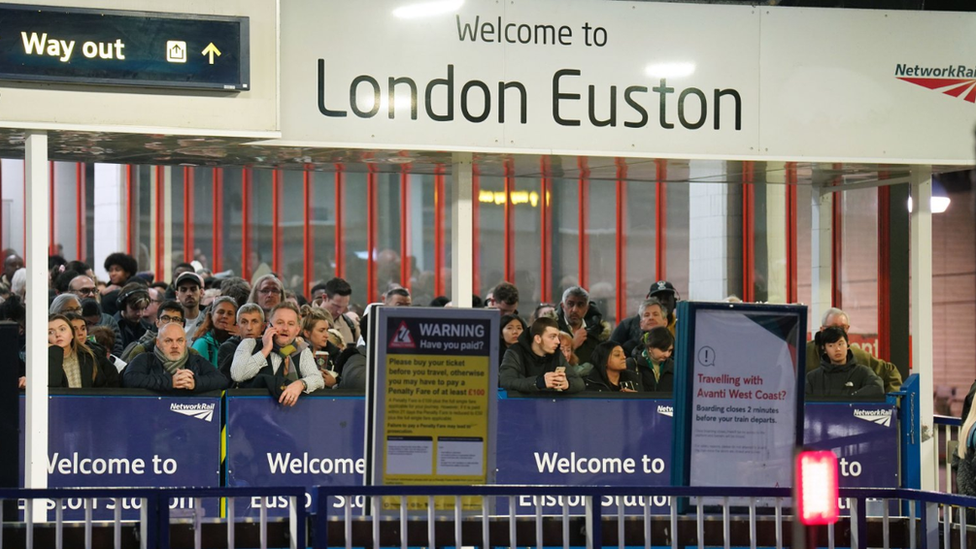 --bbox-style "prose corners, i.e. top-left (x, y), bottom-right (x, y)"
top-left (18, 393), bottom-right (221, 520)
top-left (221, 393), bottom-right (898, 517)
top-left (224, 394), bottom-right (365, 517)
